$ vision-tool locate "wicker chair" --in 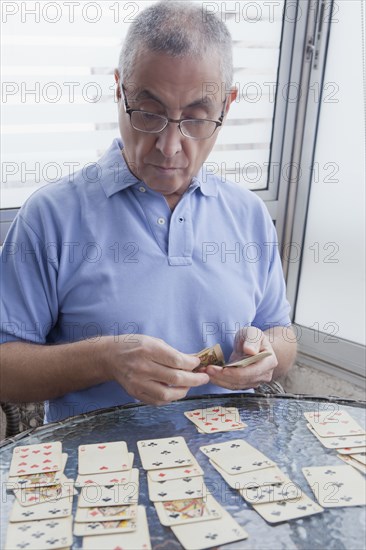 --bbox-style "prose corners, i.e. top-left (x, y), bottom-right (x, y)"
top-left (1, 402), bottom-right (44, 438)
